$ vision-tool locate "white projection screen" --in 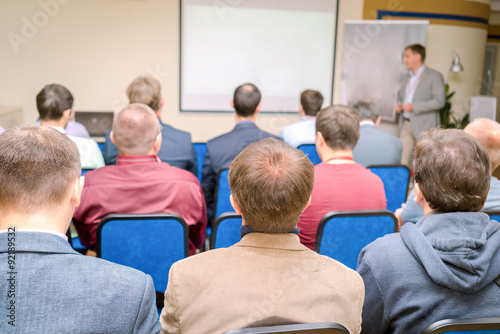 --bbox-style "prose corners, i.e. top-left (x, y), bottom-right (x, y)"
top-left (340, 21), bottom-right (428, 122)
top-left (180, 0), bottom-right (338, 113)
